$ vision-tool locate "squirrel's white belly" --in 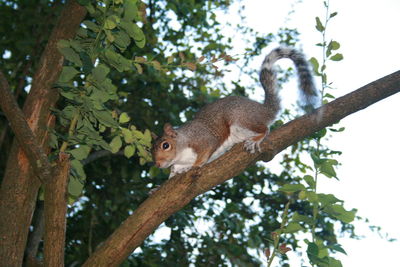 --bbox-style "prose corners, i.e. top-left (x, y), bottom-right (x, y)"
top-left (208, 124), bottom-right (259, 162)
top-left (170, 147), bottom-right (197, 177)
